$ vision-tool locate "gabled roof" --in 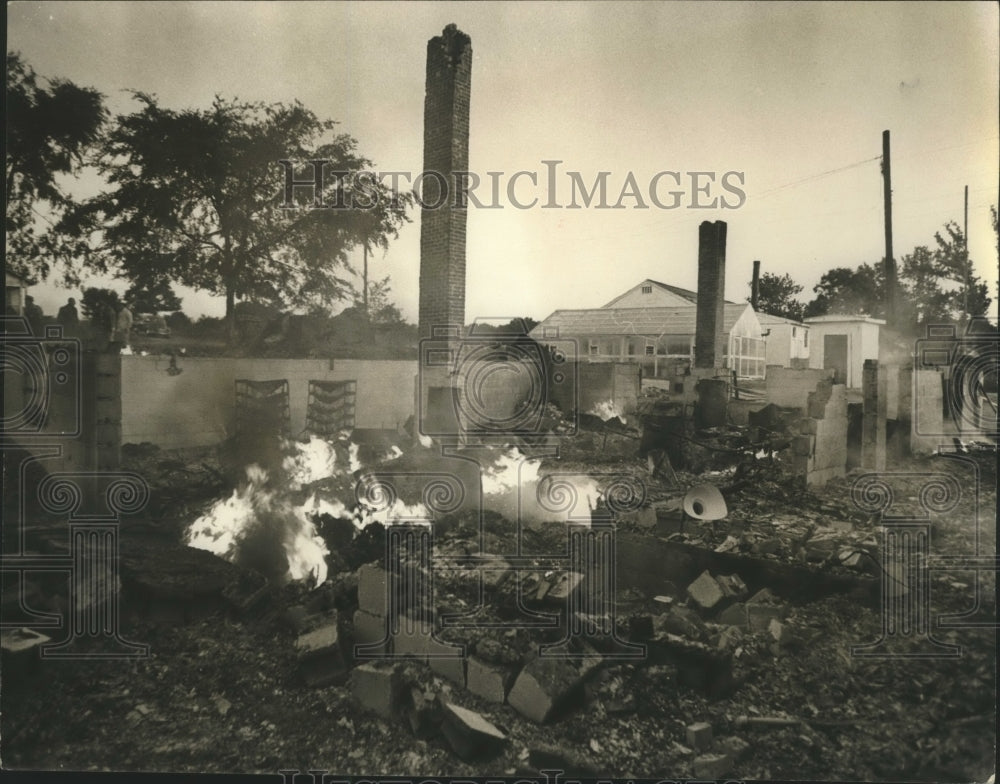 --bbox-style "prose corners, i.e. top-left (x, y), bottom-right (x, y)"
top-left (757, 312), bottom-right (806, 326)
top-left (601, 279), bottom-right (695, 307)
top-left (530, 303), bottom-right (752, 338)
